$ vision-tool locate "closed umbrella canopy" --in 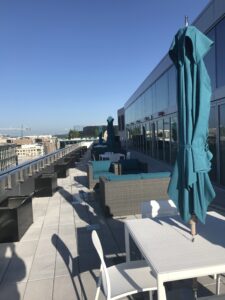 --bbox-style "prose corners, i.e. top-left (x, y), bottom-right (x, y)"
top-left (98, 126), bottom-right (103, 145)
top-left (106, 116), bottom-right (115, 151)
top-left (168, 26), bottom-right (215, 226)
